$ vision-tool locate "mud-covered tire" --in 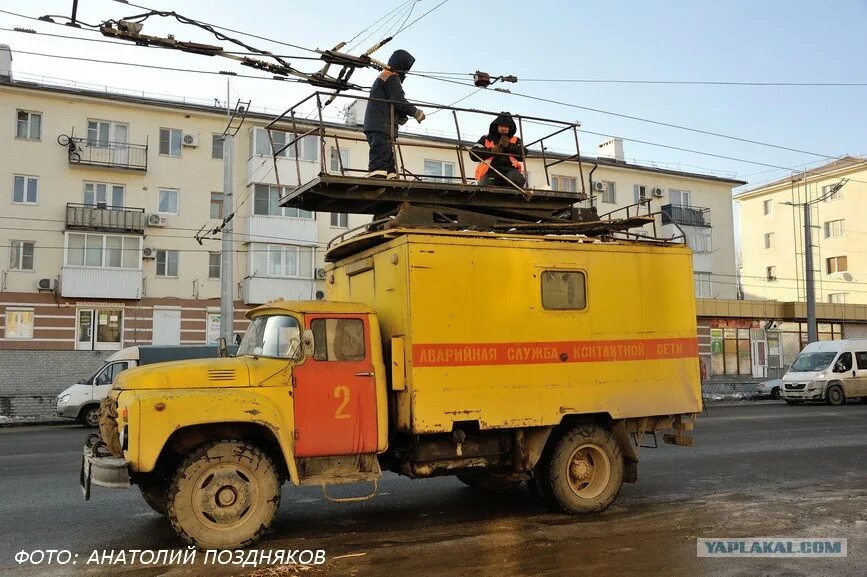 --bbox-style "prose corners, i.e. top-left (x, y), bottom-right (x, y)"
top-left (167, 440), bottom-right (280, 549)
top-left (456, 471), bottom-right (523, 491)
top-left (529, 458), bottom-right (560, 510)
top-left (79, 405), bottom-right (100, 428)
top-left (826, 384), bottom-right (845, 406)
top-left (139, 477), bottom-right (168, 516)
top-left (546, 424), bottom-right (624, 514)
